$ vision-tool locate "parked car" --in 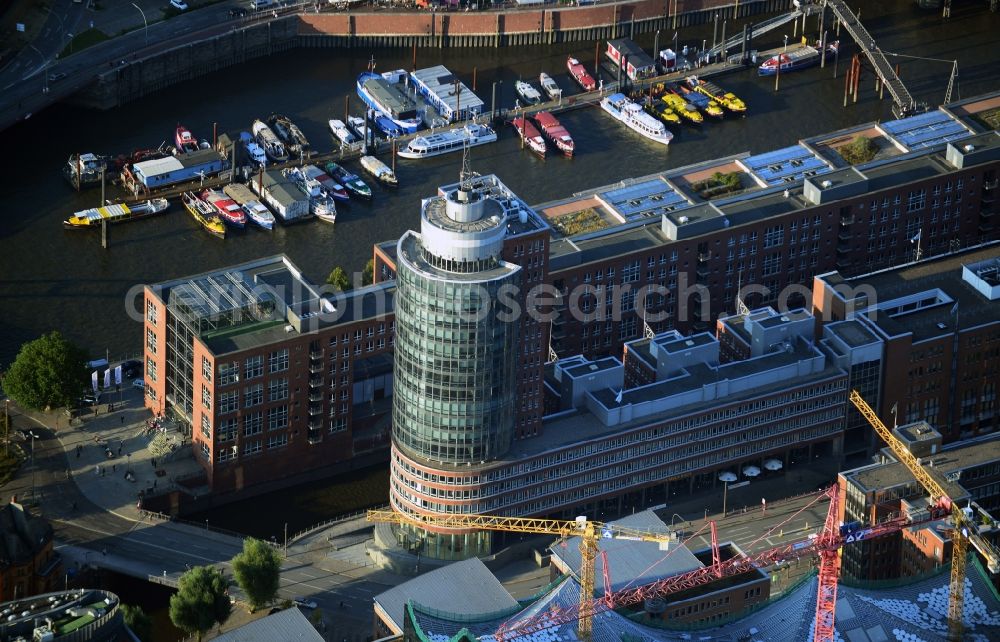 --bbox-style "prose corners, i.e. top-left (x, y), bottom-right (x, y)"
top-left (293, 597), bottom-right (317, 609)
top-left (132, 379), bottom-right (145, 390)
top-left (48, 72), bottom-right (66, 82)
top-left (121, 359), bottom-right (142, 378)
top-left (170, 0), bottom-right (189, 10)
